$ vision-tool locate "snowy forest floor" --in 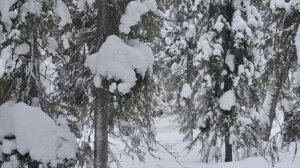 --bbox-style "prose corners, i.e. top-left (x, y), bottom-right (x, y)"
top-left (111, 117), bottom-right (300, 168)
